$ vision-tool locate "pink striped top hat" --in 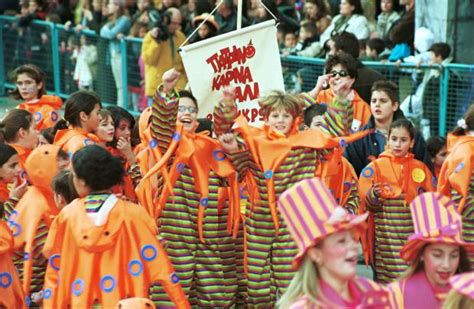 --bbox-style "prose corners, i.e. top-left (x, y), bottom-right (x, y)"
top-left (277, 178), bottom-right (368, 269)
top-left (400, 192), bottom-right (474, 261)
top-left (449, 272), bottom-right (474, 300)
